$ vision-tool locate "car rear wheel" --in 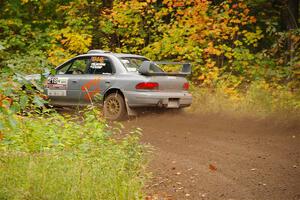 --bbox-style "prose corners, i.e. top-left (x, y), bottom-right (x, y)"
top-left (103, 93), bottom-right (127, 121)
